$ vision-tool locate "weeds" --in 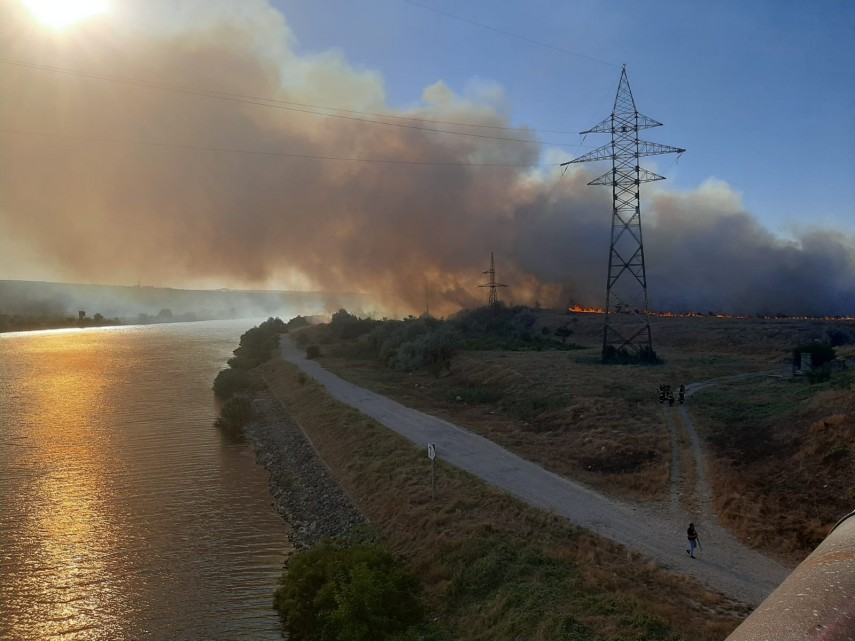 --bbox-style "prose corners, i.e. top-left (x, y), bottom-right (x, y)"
top-left (261, 359), bottom-right (744, 640)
